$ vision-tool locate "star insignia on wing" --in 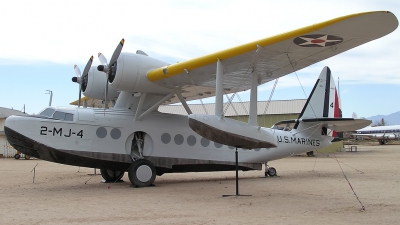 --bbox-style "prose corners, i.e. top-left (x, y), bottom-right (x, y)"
top-left (293, 34), bottom-right (343, 47)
